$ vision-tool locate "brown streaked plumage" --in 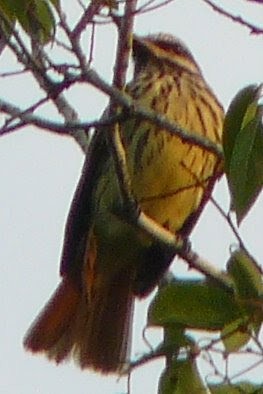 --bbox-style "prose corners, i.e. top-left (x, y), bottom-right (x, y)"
top-left (24, 33), bottom-right (224, 373)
